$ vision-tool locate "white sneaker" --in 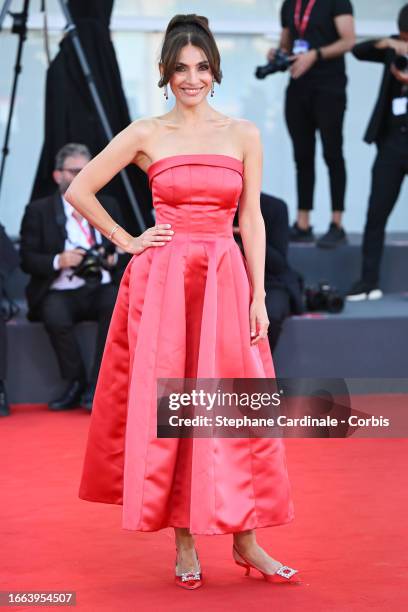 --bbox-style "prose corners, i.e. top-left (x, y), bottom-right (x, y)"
top-left (346, 281), bottom-right (383, 302)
